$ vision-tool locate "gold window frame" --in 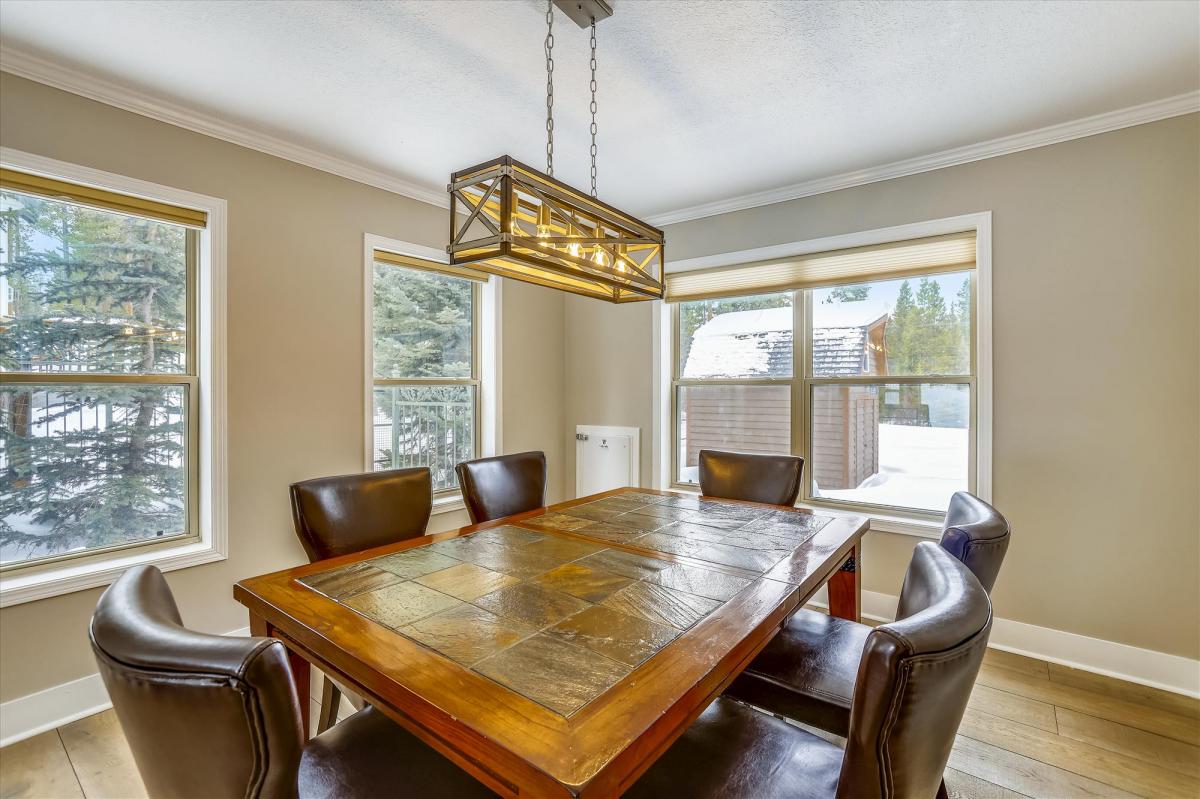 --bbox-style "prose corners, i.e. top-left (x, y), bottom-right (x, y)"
top-left (370, 251), bottom-right (482, 496)
top-left (670, 255), bottom-right (978, 521)
top-left (1, 180), bottom-right (203, 572)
